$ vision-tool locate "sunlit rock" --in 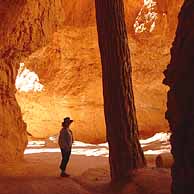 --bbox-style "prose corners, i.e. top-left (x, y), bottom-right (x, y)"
top-left (0, 0), bottom-right (184, 161)
top-left (134, 0), bottom-right (158, 33)
top-left (16, 63), bottom-right (44, 92)
top-left (14, 0), bottom-right (183, 141)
